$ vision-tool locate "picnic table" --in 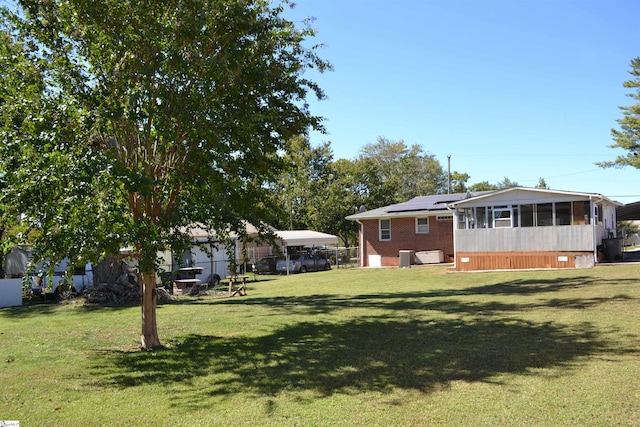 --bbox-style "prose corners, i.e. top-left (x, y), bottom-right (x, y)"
top-left (171, 267), bottom-right (205, 295)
